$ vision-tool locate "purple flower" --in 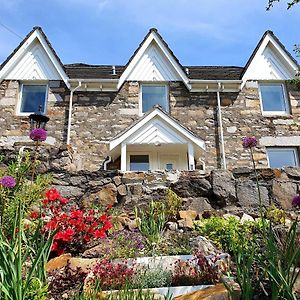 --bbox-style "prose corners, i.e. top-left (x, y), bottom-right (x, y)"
top-left (0, 176), bottom-right (16, 188)
top-left (29, 128), bottom-right (47, 142)
top-left (242, 137), bottom-right (257, 149)
top-left (292, 195), bottom-right (300, 207)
